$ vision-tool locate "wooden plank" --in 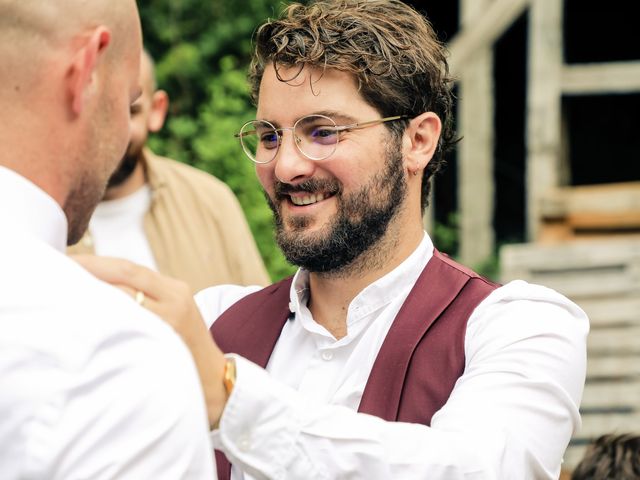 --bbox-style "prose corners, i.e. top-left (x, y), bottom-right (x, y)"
top-left (555, 232), bottom-right (640, 245)
top-left (544, 182), bottom-right (640, 215)
top-left (519, 273), bottom-right (637, 300)
top-left (540, 183), bottom-right (640, 238)
top-left (562, 61), bottom-right (640, 95)
top-left (569, 212), bottom-right (640, 231)
top-left (526, 0), bottom-right (563, 240)
top-left (581, 381), bottom-right (640, 408)
top-left (587, 355), bottom-right (640, 378)
top-left (579, 297), bottom-right (640, 325)
top-left (538, 220), bottom-right (573, 243)
top-left (574, 413), bottom-right (640, 438)
top-left (457, 0), bottom-right (495, 267)
top-left (588, 326), bottom-right (640, 352)
top-left (448, 0), bottom-right (530, 75)
top-left (500, 241), bottom-right (640, 297)
top-left (501, 240), bottom-right (640, 271)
